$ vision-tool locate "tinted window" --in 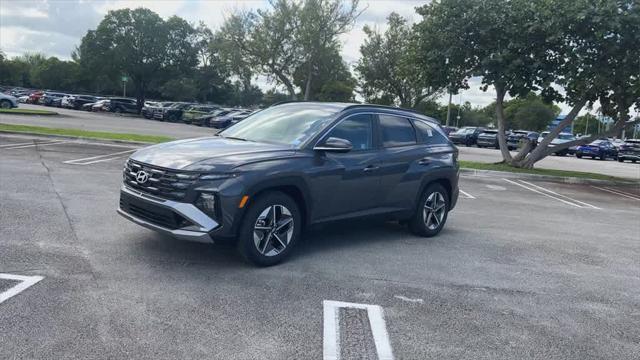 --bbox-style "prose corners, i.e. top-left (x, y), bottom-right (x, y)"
top-left (327, 114), bottom-right (373, 151)
top-left (379, 115), bottom-right (416, 147)
top-left (413, 120), bottom-right (449, 145)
